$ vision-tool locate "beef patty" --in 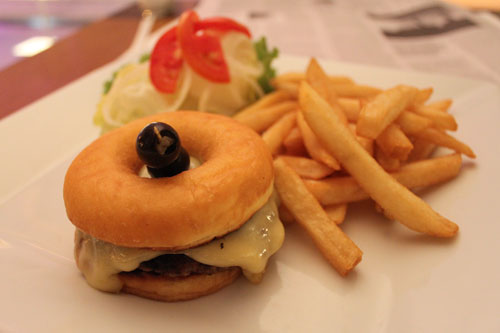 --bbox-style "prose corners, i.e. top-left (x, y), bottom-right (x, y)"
top-left (121, 254), bottom-right (238, 278)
